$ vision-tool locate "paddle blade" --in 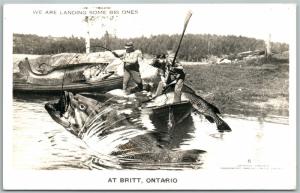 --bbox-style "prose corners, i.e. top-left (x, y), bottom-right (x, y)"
top-left (184, 10), bottom-right (193, 27)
